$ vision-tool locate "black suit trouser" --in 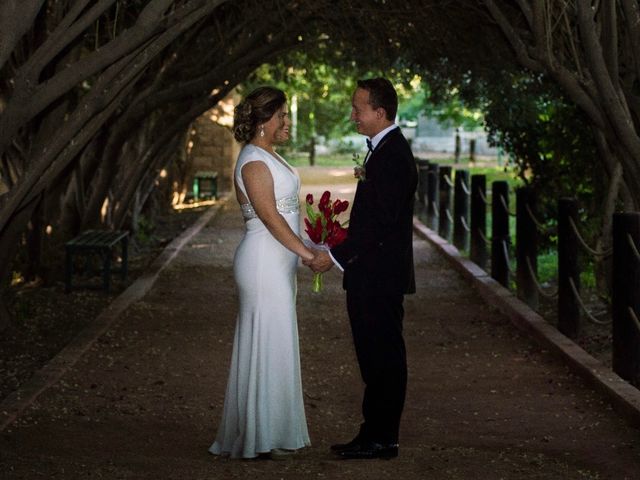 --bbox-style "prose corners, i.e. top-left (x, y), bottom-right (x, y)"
top-left (346, 288), bottom-right (407, 444)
